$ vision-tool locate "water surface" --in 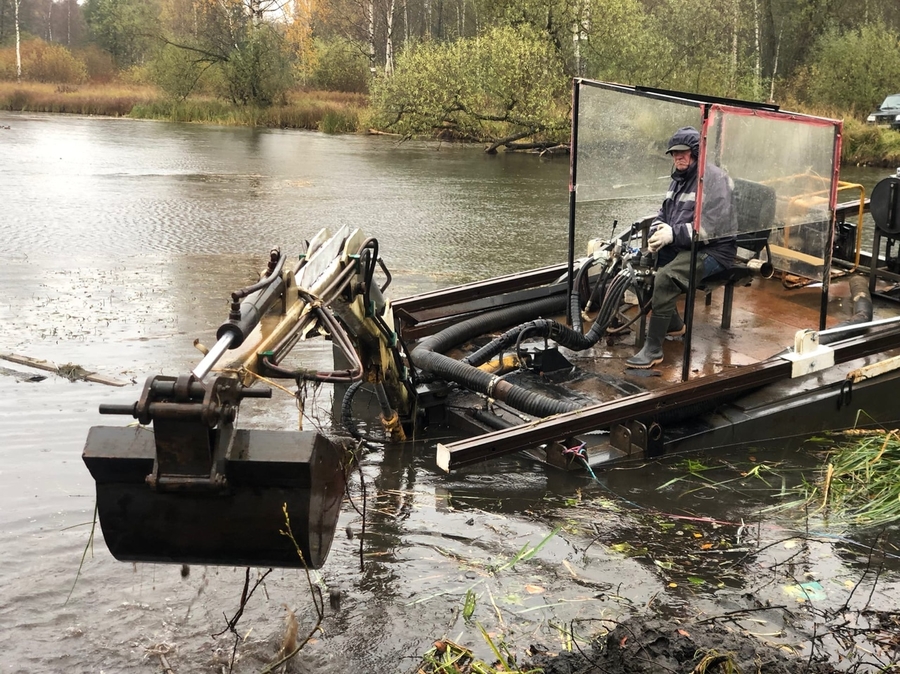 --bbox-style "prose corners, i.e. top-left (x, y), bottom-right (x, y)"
top-left (1, 112), bottom-right (897, 673)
